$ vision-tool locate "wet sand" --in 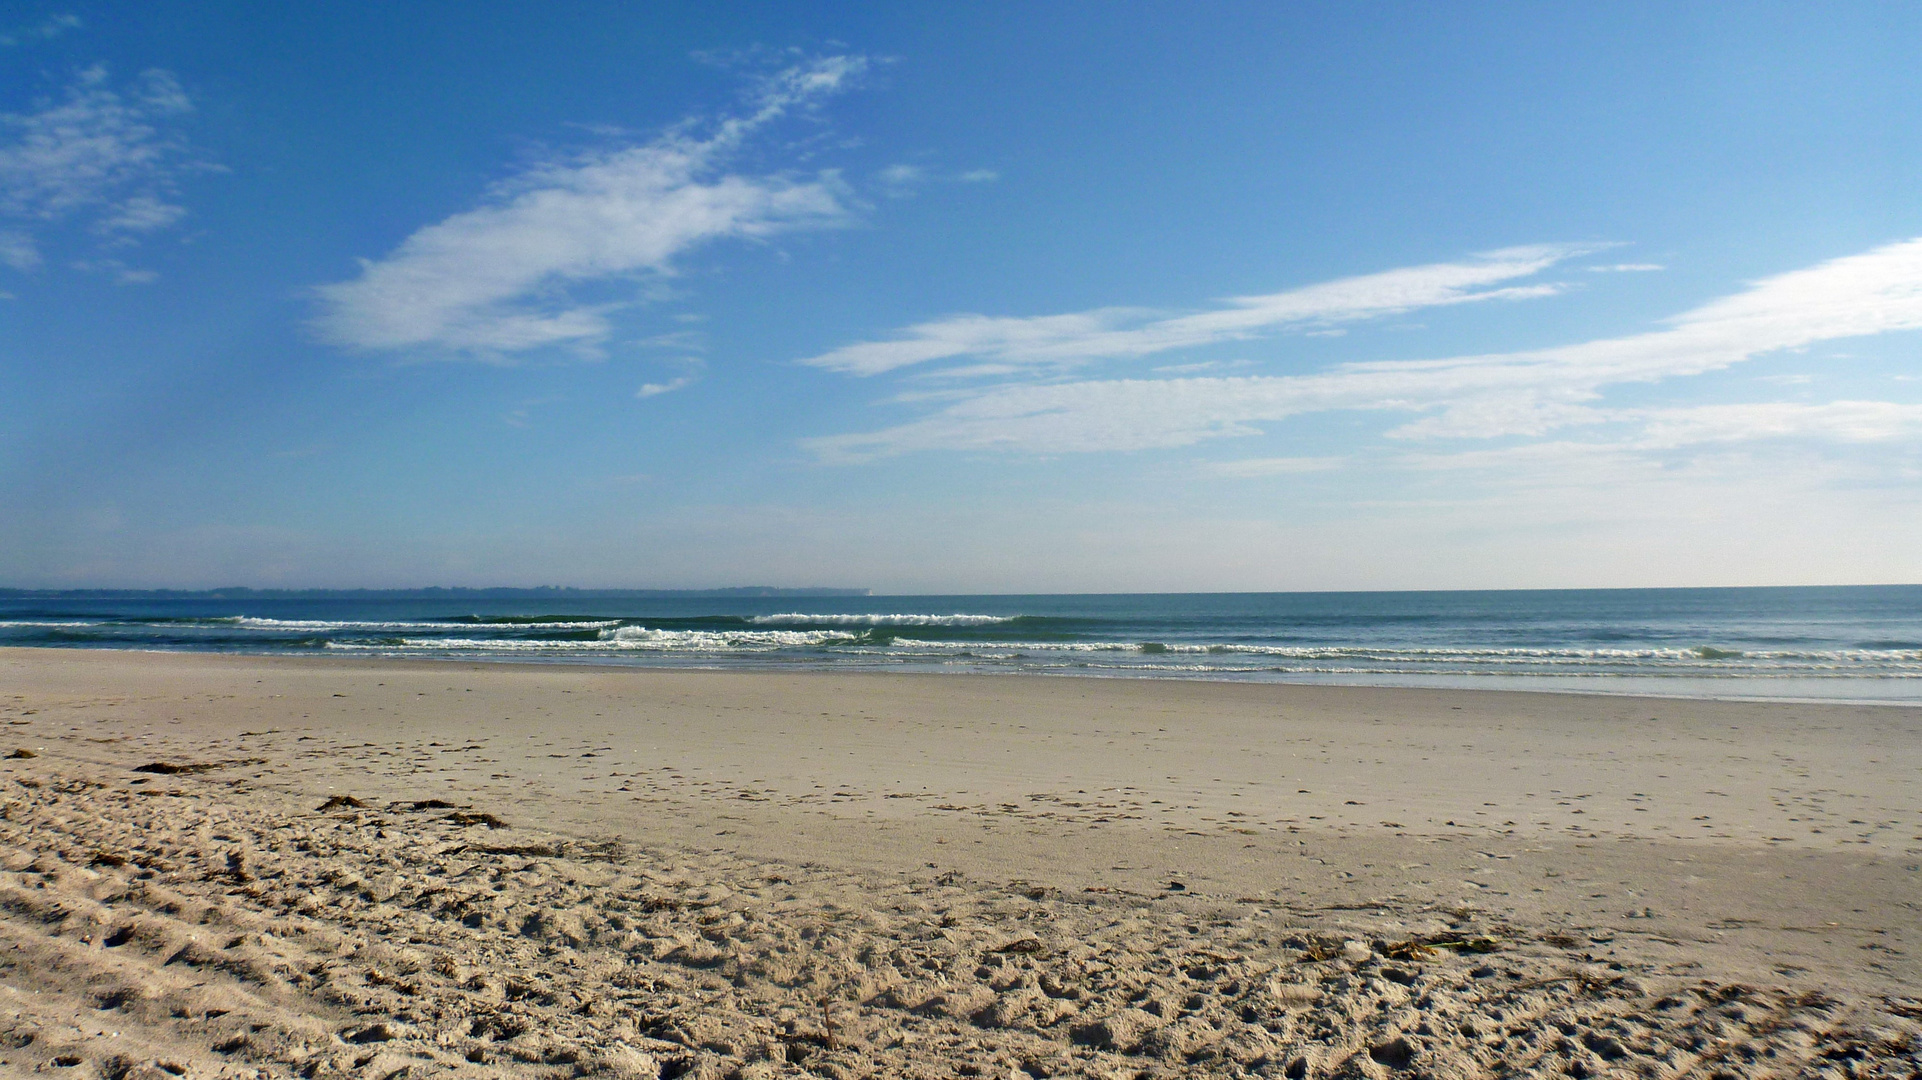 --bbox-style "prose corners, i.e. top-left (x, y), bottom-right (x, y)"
top-left (3, 647), bottom-right (1918, 1078)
